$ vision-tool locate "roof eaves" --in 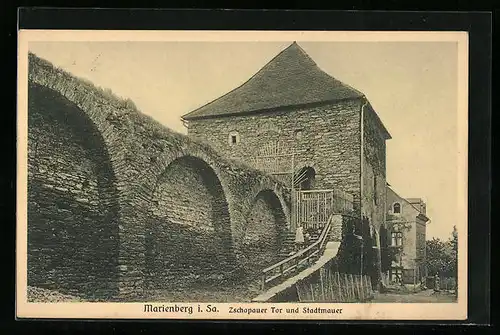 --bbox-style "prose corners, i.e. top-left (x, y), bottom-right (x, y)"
top-left (182, 96), bottom-right (364, 121)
